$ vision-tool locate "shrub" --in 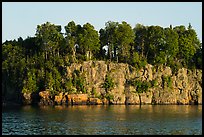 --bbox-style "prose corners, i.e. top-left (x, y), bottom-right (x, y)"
top-left (162, 75), bottom-right (172, 89)
top-left (150, 79), bottom-right (158, 87)
top-left (71, 69), bottom-right (87, 93)
top-left (91, 87), bottom-right (97, 97)
top-left (102, 74), bottom-right (115, 93)
top-left (104, 93), bottom-right (114, 101)
top-left (130, 80), bottom-right (150, 93)
top-left (128, 79), bottom-right (158, 94)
